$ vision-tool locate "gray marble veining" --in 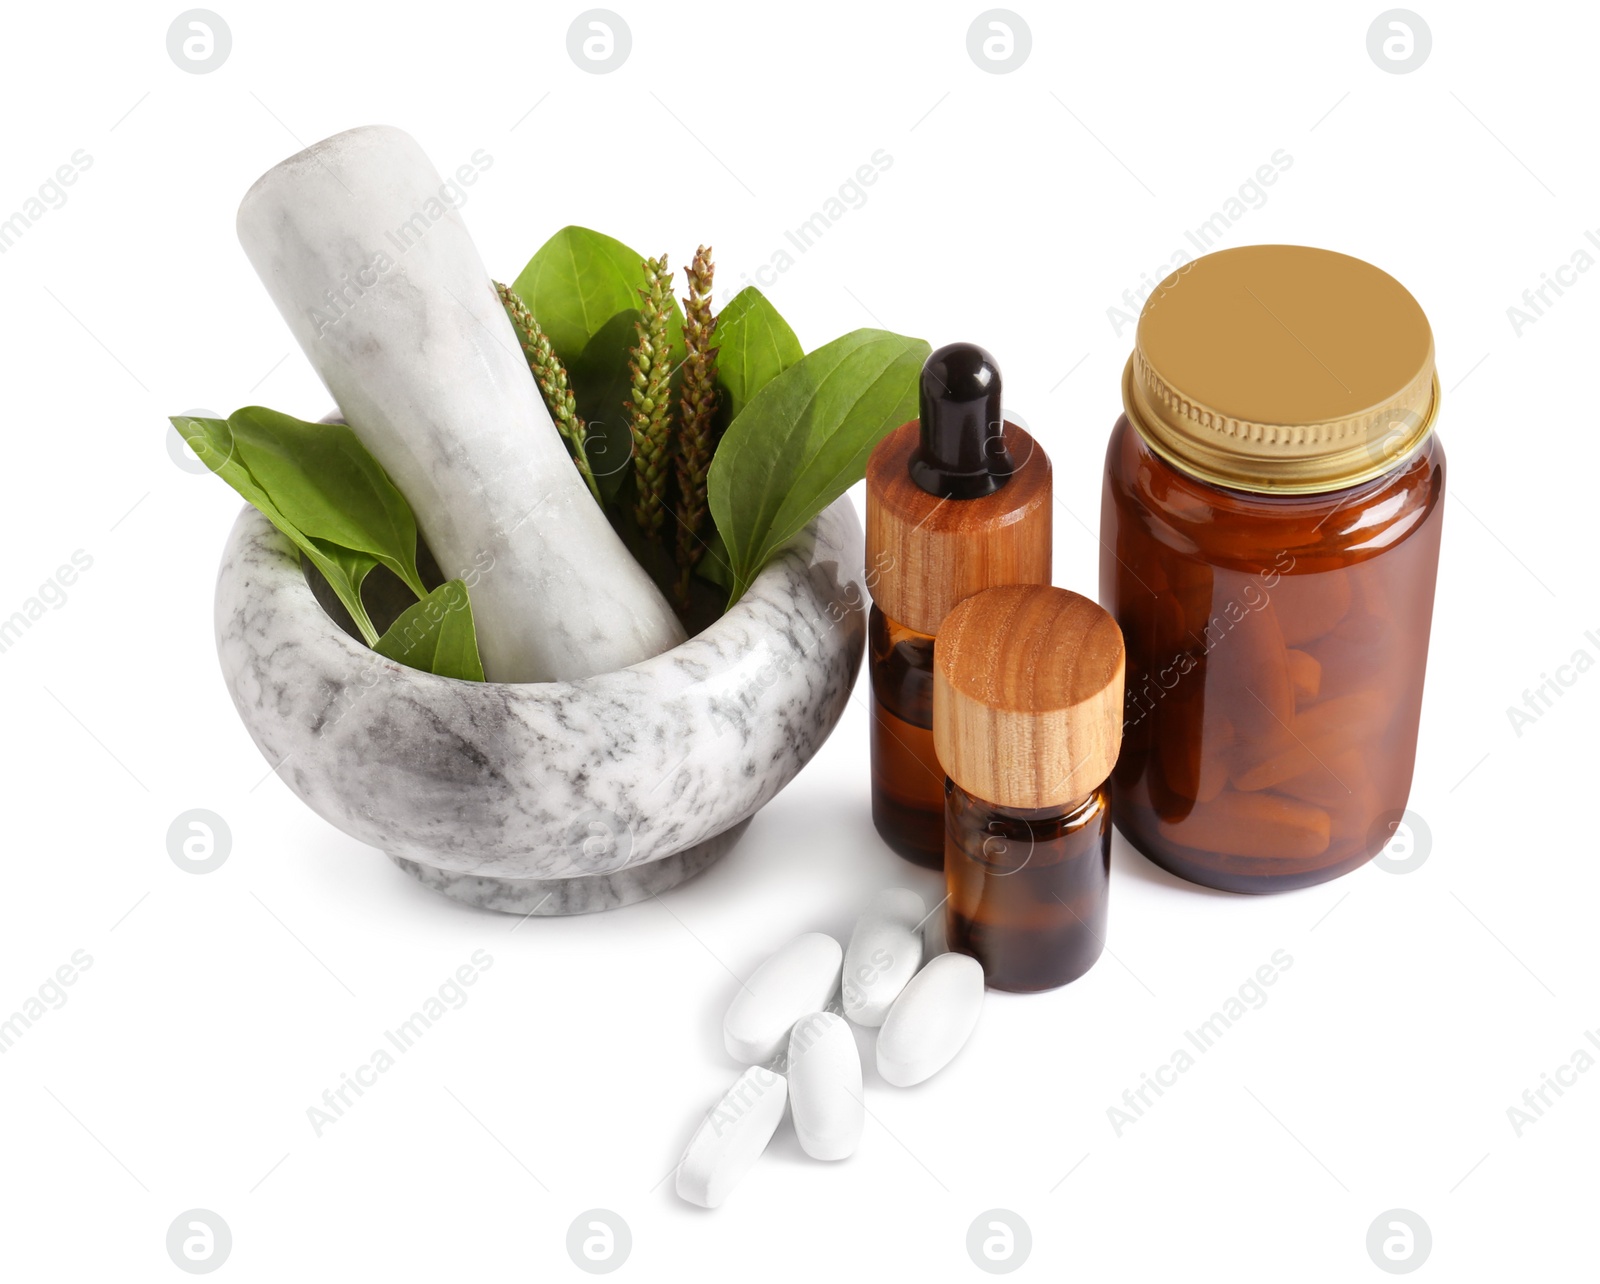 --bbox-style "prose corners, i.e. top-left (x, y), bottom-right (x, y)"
top-left (390, 821), bottom-right (749, 916)
top-left (216, 497), bottom-right (866, 913)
